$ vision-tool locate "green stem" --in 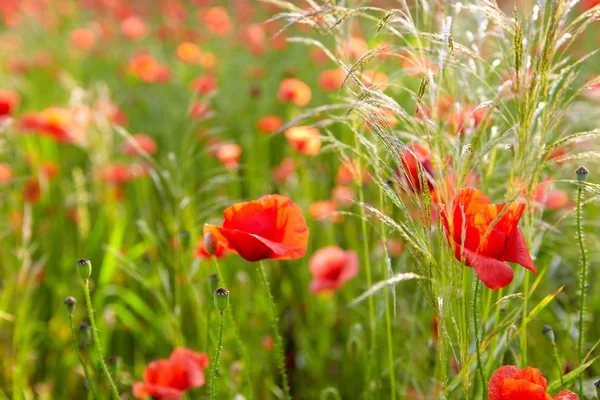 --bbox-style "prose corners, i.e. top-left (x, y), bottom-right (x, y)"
top-left (473, 279), bottom-right (486, 398)
top-left (212, 258), bottom-right (254, 400)
top-left (576, 185), bottom-right (588, 396)
top-left (206, 307), bottom-right (213, 350)
top-left (257, 261), bottom-right (292, 400)
top-left (379, 189), bottom-right (396, 398)
top-left (209, 312), bottom-right (225, 400)
top-left (68, 314), bottom-right (100, 399)
top-left (82, 280), bottom-right (120, 399)
top-left (551, 340), bottom-right (565, 389)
